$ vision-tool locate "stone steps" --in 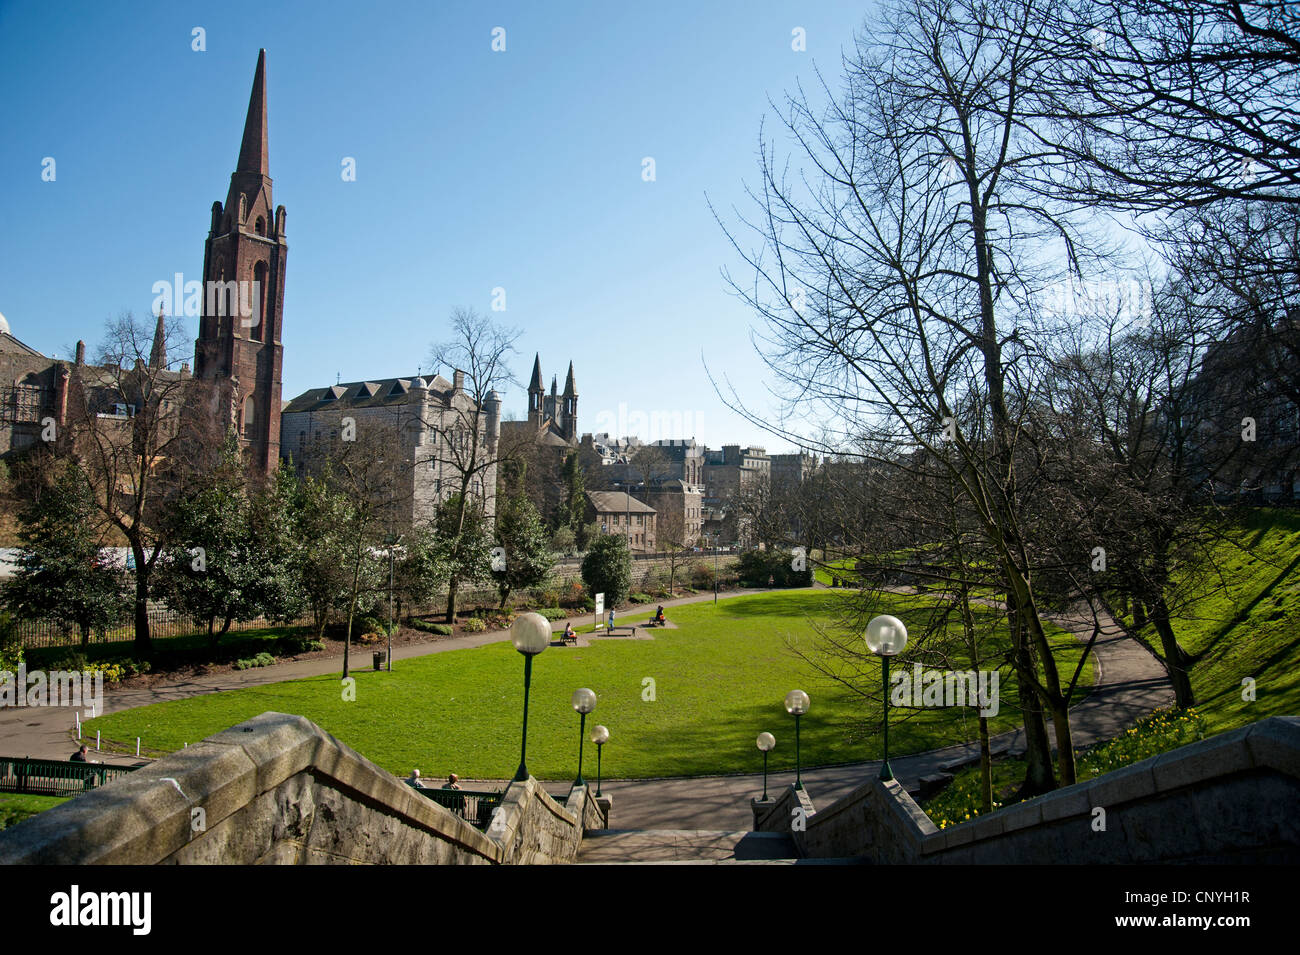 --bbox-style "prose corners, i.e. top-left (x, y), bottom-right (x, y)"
top-left (576, 828), bottom-right (799, 864)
